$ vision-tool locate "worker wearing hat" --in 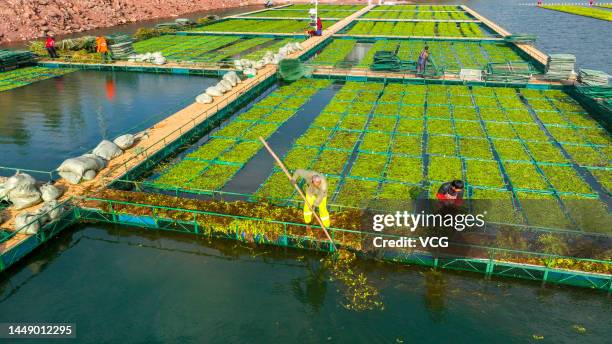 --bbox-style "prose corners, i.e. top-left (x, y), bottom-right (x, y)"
top-left (291, 169), bottom-right (330, 228)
